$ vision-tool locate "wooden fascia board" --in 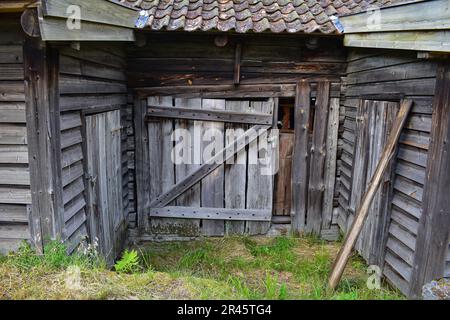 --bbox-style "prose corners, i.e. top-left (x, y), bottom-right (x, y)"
top-left (340, 0), bottom-right (450, 33)
top-left (37, 4), bottom-right (135, 42)
top-left (344, 30), bottom-right (450, 53)
top-left (41, 0), bottom-right (138, 29)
